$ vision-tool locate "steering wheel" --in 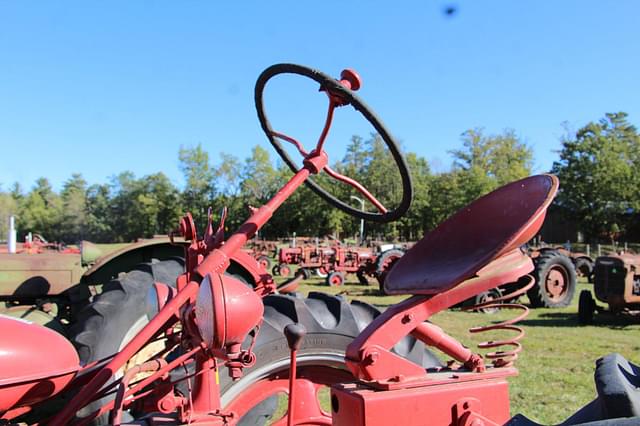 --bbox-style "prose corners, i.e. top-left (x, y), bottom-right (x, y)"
top-left (254, 63), bottom-right (413, 223)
